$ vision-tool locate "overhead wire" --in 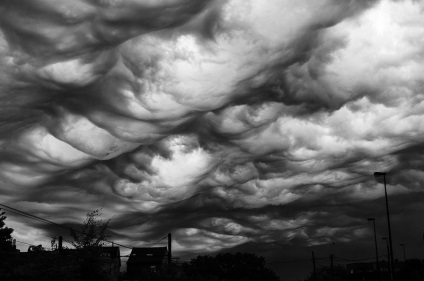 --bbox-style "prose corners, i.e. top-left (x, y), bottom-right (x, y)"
top-left (0, 202), bottom-right (133, 249)
top-left (265, 254), bottom-right (386, 266)
top-left (147, 235), bottom-right (168, 248)
top-left (0, 203), bottom-right (62, 227)
top-left (265, 258), bottom-right (316, 264)
top-left (2, 203), bottom-right (387, 264)
top-left (333, 255), bottom-right (381, 262)
top-left (15, 240), bottom-right (36, 247)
